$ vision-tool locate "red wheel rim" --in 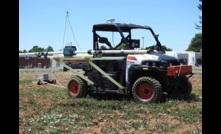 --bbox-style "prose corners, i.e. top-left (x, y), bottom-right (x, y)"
top-left (137, 83), bottom-right (153, 99)
top-left (69, 80), bottom-right (79, 95)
